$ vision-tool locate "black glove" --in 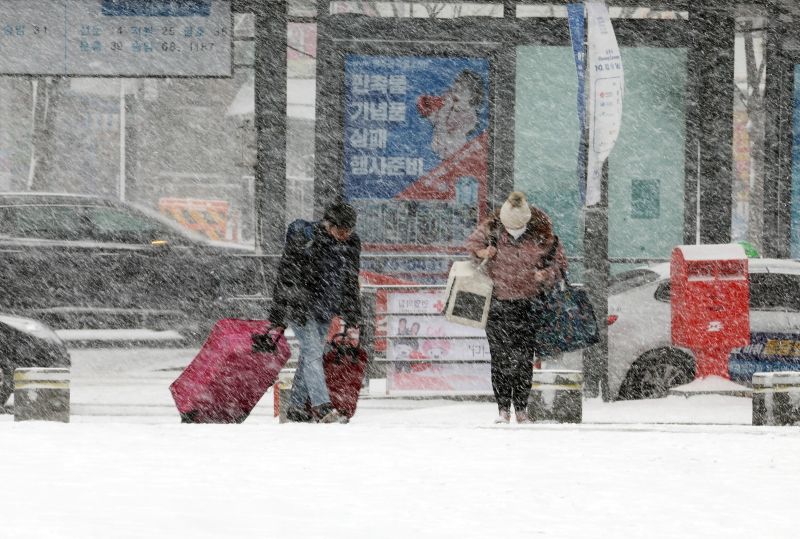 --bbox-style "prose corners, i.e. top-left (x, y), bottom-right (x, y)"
top-left (342, 322), bottom-right (360, 346)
